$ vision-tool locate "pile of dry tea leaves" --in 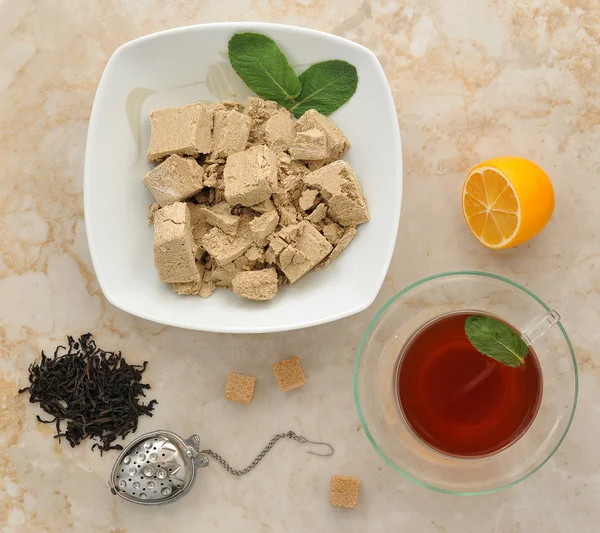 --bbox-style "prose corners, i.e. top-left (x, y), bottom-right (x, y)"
top-left (18, 334), bottom-right (157, 454)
